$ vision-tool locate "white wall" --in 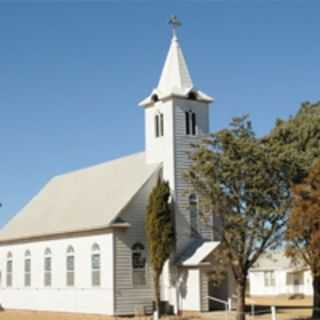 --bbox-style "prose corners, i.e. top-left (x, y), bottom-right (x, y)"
top-left (249, 269), bottom-right (313, 297)
top-left (145, 97), bottom-right (211, 313)
top-left (304, 271), bottom-right (313, 296)
top-left (0, 232), bottom-right (114, 314)
top-left (145, 99), bottom-right (175, 187)
top-left (177, 269), bottom-right (201, 311)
